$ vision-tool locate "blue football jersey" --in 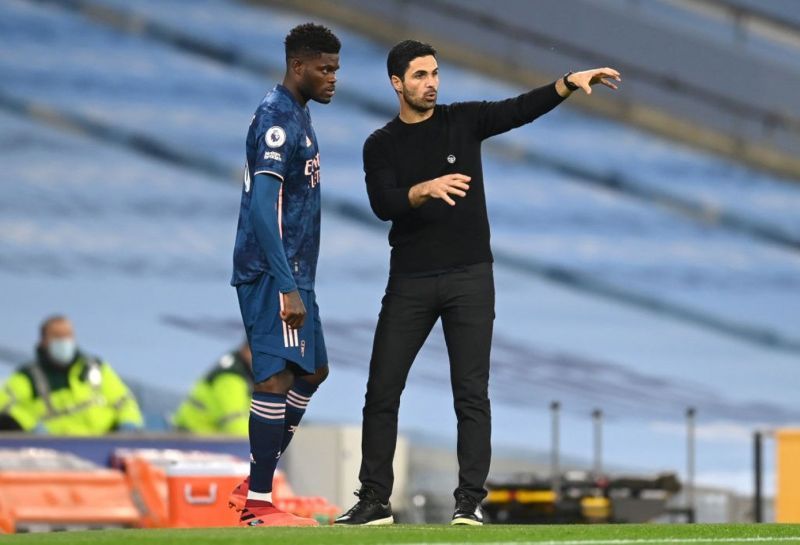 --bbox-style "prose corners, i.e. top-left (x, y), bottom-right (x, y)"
top-left (231, 85), bottom-right (322, 289)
